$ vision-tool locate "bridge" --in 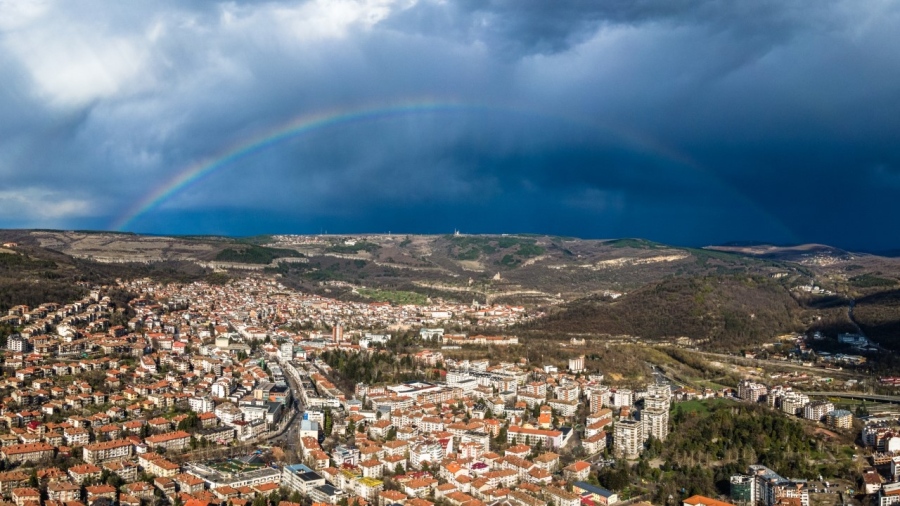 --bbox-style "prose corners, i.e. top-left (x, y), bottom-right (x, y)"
top-left (806, 391), bottom-right (900, 404)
